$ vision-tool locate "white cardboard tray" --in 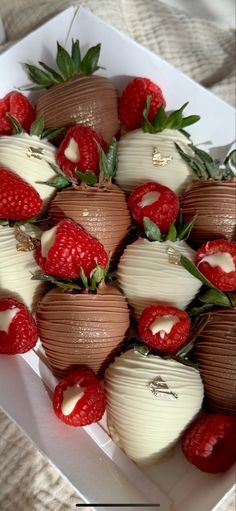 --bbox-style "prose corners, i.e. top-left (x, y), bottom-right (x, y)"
top-left (0, 6), bottom-right (235, 511)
